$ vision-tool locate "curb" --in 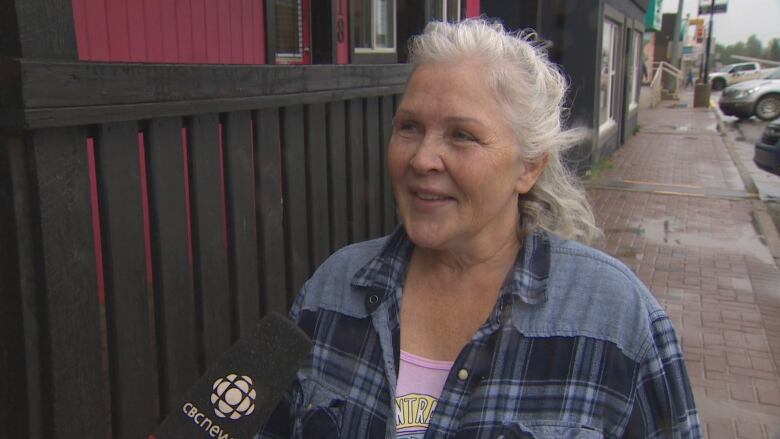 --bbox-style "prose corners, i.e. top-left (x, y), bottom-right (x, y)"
top-left (710, 99), bottom-right (759, 194)
top-left (752, 200), bottom-right (780, 265)
top-left (710, 102), bottom-right (780, 267)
